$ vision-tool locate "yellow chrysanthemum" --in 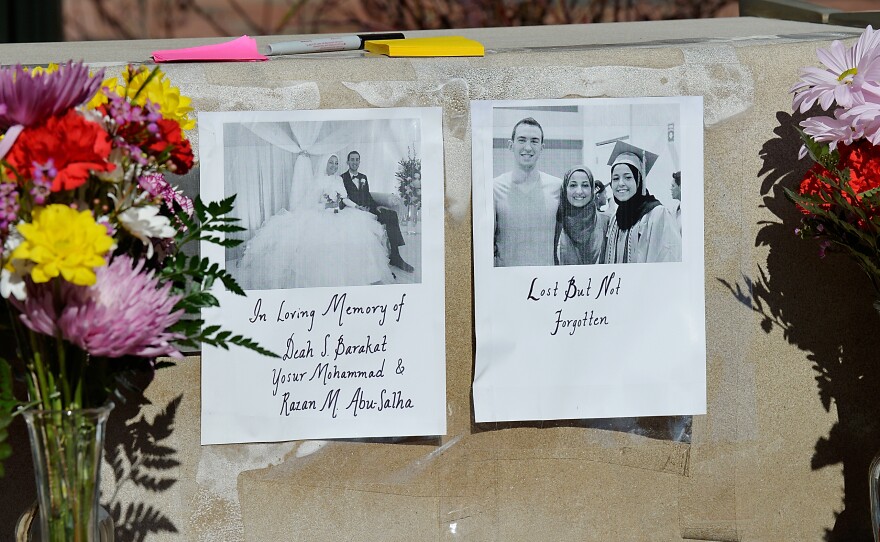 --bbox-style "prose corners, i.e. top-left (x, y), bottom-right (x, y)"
top-left (118, 67), bottom-right (194, 131)
top-left (26, 63), bottom-right (59, 76)
top-left (10, 204), bottom-right (114, 286)
top-left (85, 76), bottom-right (118, 110)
